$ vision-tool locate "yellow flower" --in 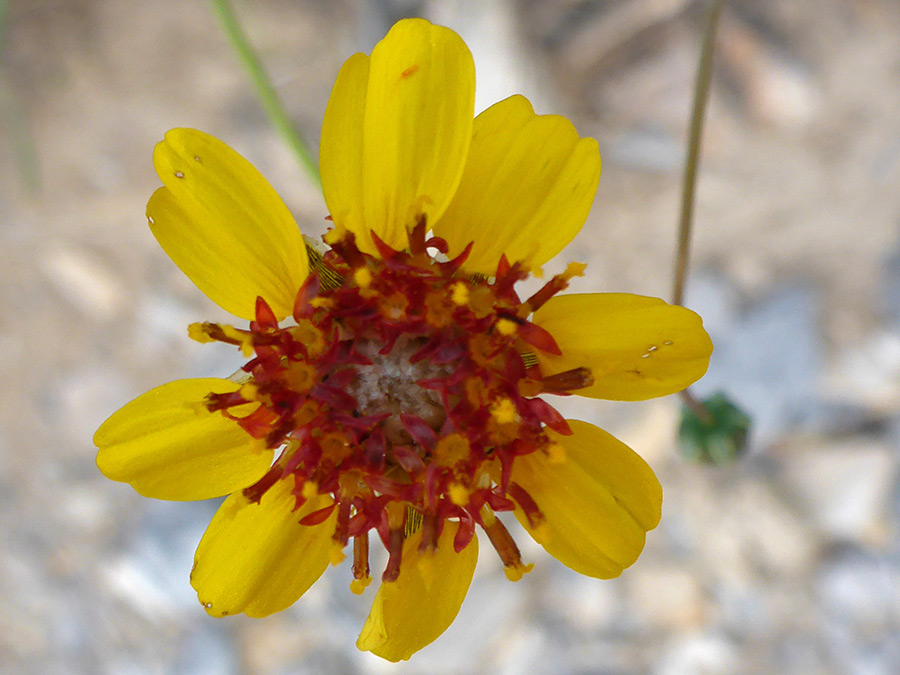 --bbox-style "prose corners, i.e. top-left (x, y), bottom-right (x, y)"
top-left (94, 18), bottom-right (712, 662)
